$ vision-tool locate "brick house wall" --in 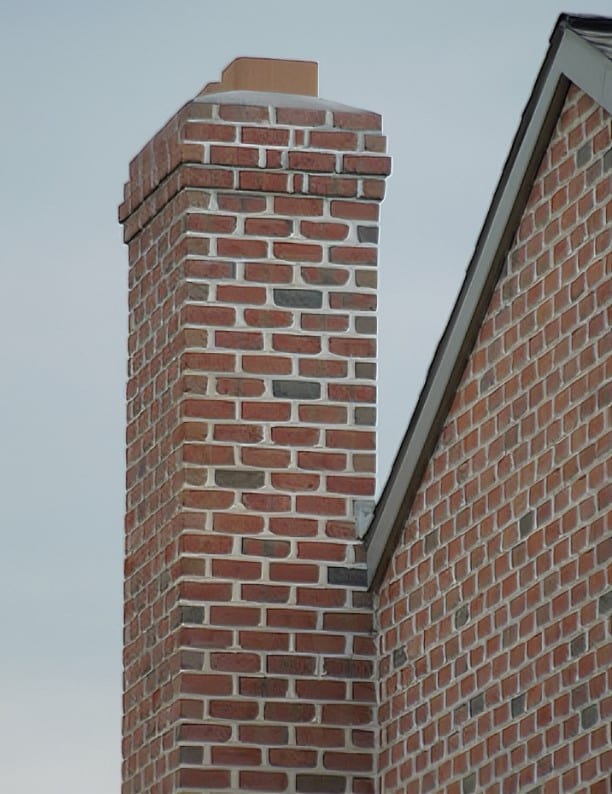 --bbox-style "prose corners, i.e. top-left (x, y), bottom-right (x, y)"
top-left (376, 85), bottom-right (611, 794)
top-left (119, 69), bottom-right (391, 793)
